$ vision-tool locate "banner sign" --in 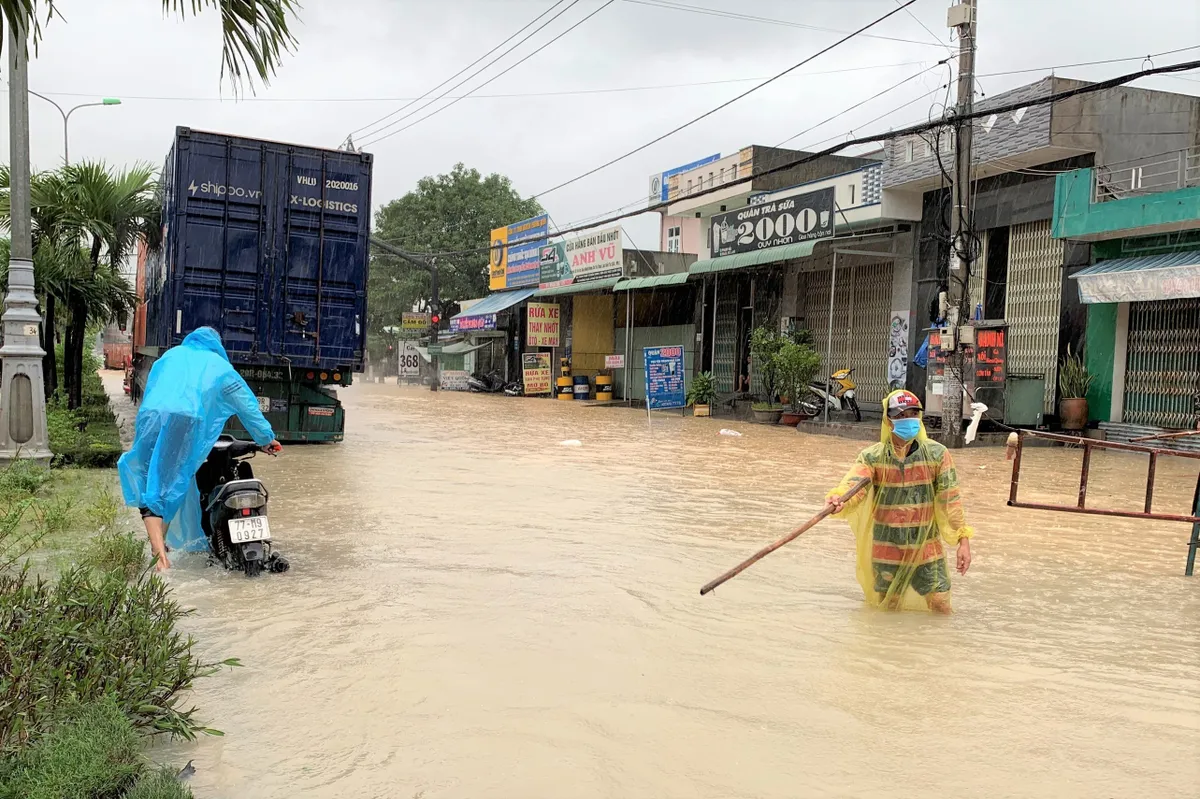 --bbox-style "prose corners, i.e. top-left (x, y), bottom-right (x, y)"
top-left (398, 341), bottom-right (421, 379)
top-left (401, 312), bottom-right (429, 331)
top-left (522, 352), bottom-right (552, 395)
top-left (538, 226), bottom-right (623, 287)
top-left (449, 313), bottom-right (497, 333)
top-left (526, 302), bottom-right (560, 347)
top-left (649, 153), bottom-right (721, 204)
top-left (605, 354), bottom-right (625, 369)
top-left (643, 346), bottom-right (686, 410)
top-left (490, 214), bottom-right (549, 291)
top-left (439, 369), bottom-right (470, 391)
top-left (1073, 263), bottom-right (1200, 304)
top-left (709, 185), bottom-right (835, 257)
